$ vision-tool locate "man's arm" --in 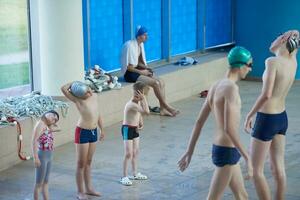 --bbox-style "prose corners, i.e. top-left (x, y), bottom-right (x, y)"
top-left (138, 54), bottom-right (147, 68)
top-left (127, 64), bottom-right (152, 76)
top-left (98, 115), bottom-right (104, 140)
top-left (61, 82), bottom-right (78, 103)
top-left (31, 121), bottom-right (44, 167)
top-left (224, 87), bottom-right (249, 160)
top-left (178, 99), bottom-right (211, 171)
top-left (224, 87), bottom-right (253, 179)
top-left (186, 99), bottom-right (211, 154)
